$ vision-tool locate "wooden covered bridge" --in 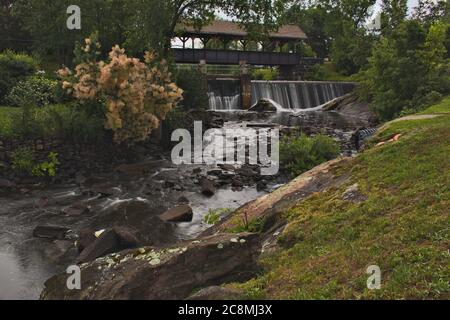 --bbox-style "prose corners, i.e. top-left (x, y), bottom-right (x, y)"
top-left (172, 20), bottom-right (322, 79)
